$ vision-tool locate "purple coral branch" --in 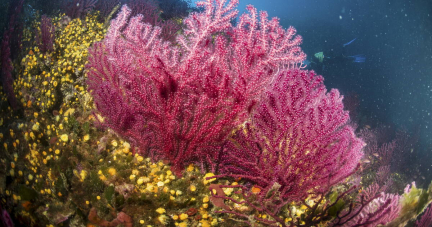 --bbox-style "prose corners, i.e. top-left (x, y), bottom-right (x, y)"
top-left (217, 69), bottom-right (364, 201)
top-left (416, 204), bottom-right (432, 227)
top-left (332, 183), bottom-right (401, 227)
top-left (87, 0), bottom-right (306, 175)
top-left (36, 15), bottom-right (55, 53)
top-left (0, 0), bottom-right (24, 111)
top-left (0, 37), bottom-right (17, 110)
